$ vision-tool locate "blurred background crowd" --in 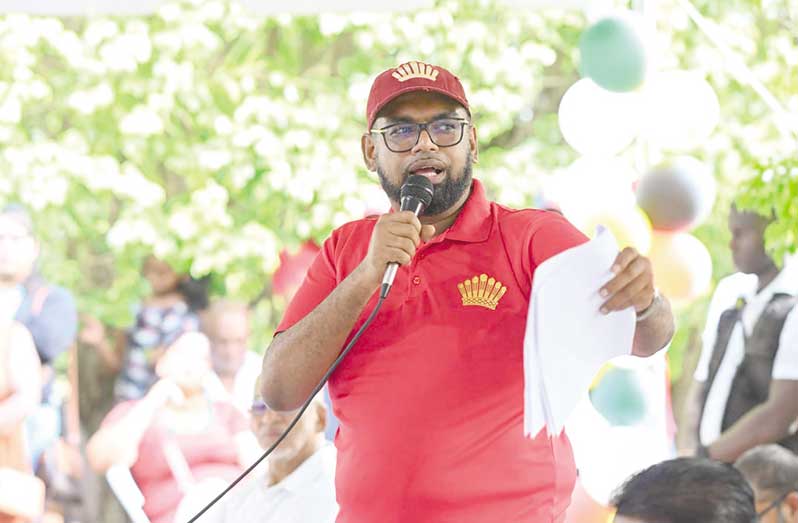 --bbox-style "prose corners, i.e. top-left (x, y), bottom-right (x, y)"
top-left (1, 0), bottom-right (798, 522)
